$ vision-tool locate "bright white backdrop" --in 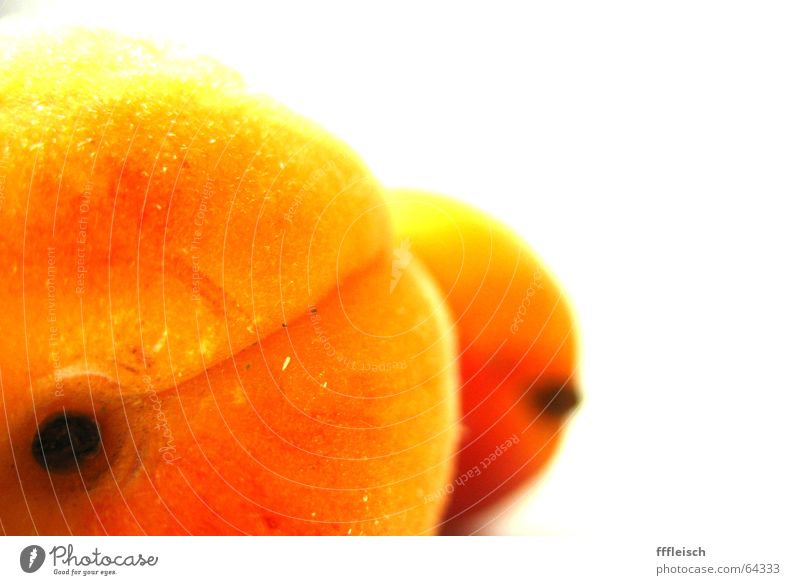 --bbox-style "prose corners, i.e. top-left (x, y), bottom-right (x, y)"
top-left (3, 0), bottom-right (799, 538)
